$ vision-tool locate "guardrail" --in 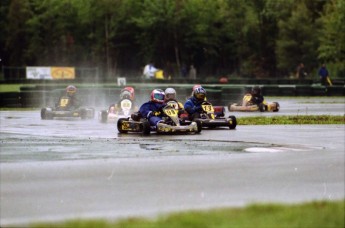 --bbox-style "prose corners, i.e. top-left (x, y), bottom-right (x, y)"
top-left (1, 84), bottom-right (344, 108)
